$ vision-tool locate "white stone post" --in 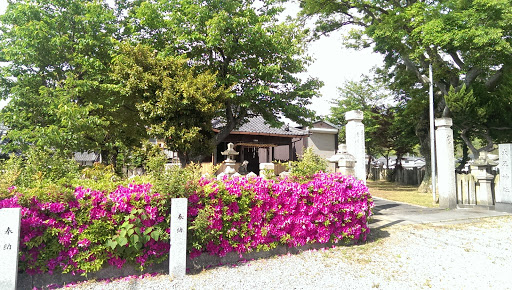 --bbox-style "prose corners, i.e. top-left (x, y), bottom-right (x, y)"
top-left (498, 144), bottom-right (512, 212)
top-left (169, 198), bottom-right (188, 278)
top-left (345, 110), bottom-right (366, 184)
top-left (435, 118), bottom-right (457, 209)
top-left (0, 208), bottom-right (21, 290)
